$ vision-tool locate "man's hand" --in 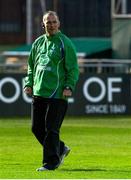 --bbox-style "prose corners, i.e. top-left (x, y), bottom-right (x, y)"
top-left (63, 89), bottom-right (72, 97)
top-left (24, 87), bottom-right (33, 96)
